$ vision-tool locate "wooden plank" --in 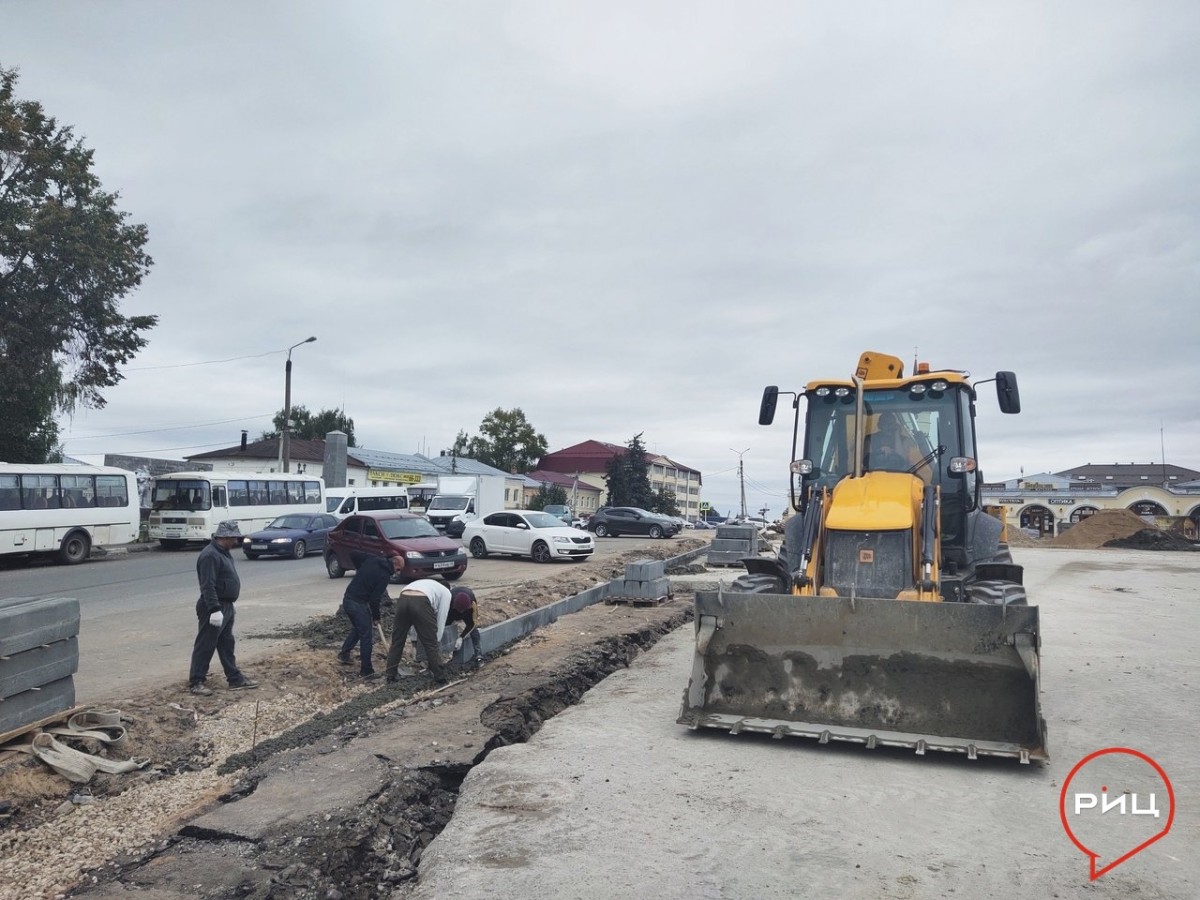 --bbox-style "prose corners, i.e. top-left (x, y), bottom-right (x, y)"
top-left (0, 704), bottom-right (87, 749)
